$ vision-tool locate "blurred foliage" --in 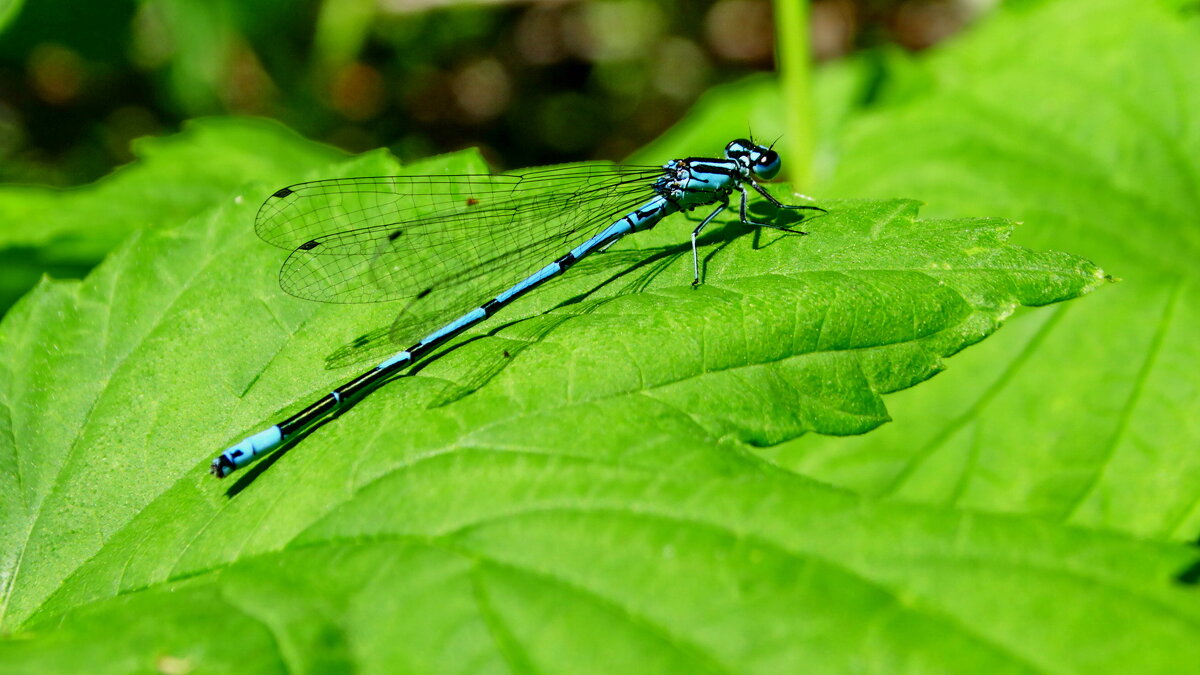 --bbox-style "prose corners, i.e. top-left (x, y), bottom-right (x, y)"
top-left (0, 0), bottom-right (987, 188)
